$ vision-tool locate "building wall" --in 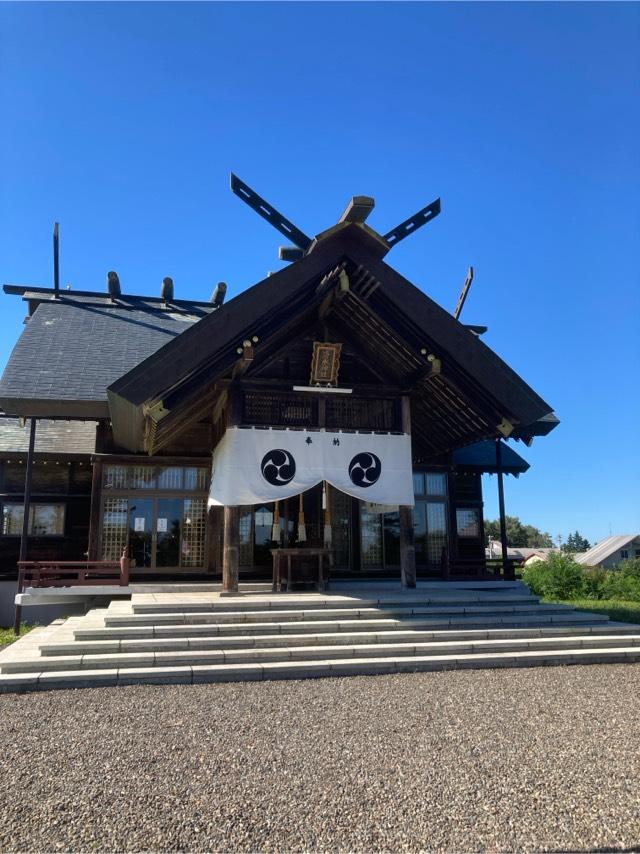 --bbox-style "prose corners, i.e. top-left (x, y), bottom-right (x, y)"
top-left (0, 458), bottom-right (92, 574)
